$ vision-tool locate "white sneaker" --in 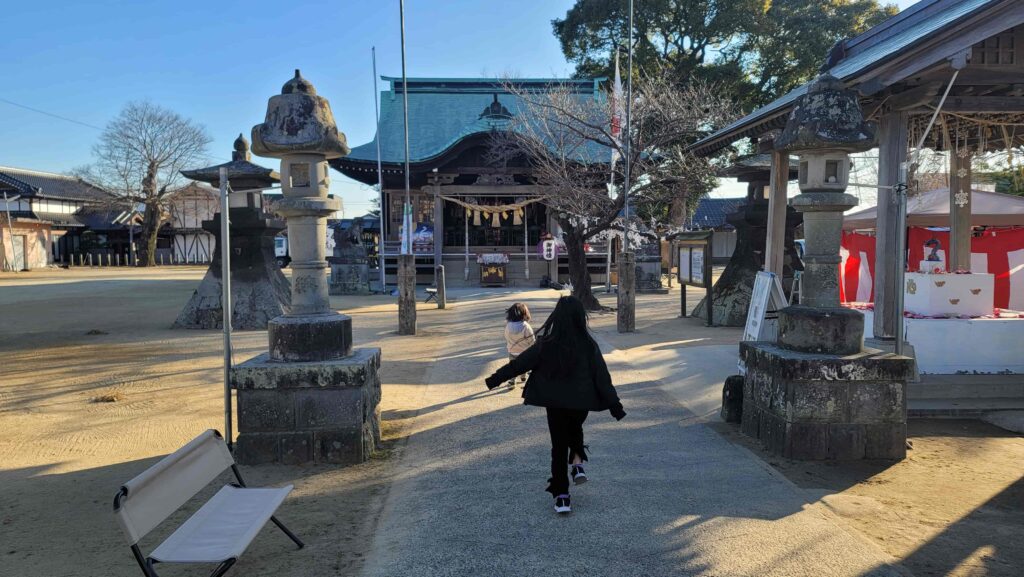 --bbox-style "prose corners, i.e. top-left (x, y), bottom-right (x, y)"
top-left (554, 494), bottom-right (571, 514)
